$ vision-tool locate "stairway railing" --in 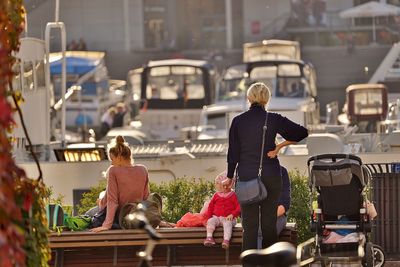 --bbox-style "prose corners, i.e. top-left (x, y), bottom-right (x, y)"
top-left (369, 42), bottom-right (400, 83)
